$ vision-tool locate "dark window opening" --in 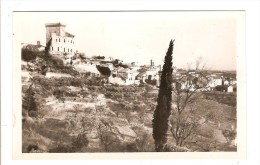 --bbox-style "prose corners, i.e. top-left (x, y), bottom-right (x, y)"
top-left (59, 38), bottom-right (60, 42)
top-left (58, 47), bottom-right (59, 51)
top-left (64, 39), bottom-right (65, 43)
top-left (64, 48), bottom-right (65, 52)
